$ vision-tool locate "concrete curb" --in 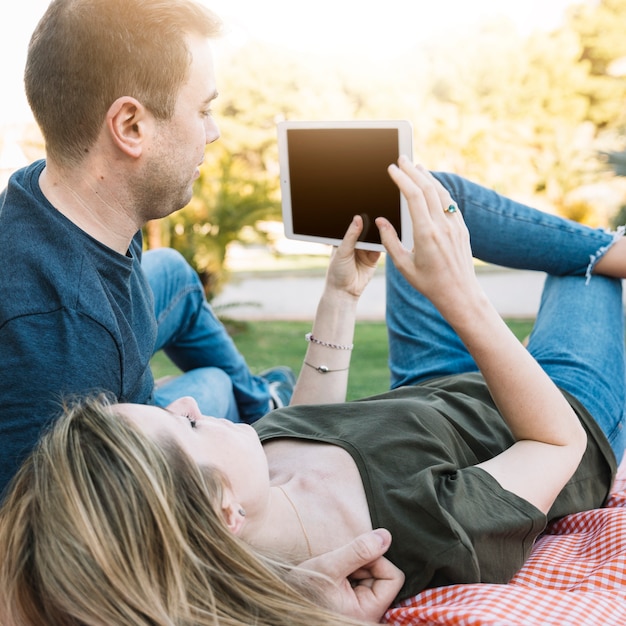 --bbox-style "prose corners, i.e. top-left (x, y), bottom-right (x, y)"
top-left (212, 267), bottom-right (548, 321)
